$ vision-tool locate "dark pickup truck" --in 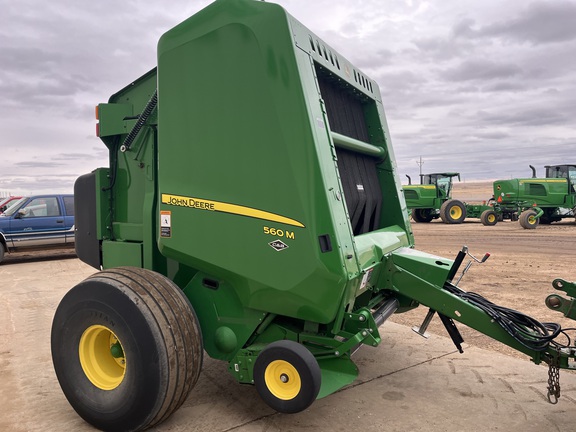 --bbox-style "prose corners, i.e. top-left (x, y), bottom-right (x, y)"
top-left (0, 194), bottom-right (75, 263)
